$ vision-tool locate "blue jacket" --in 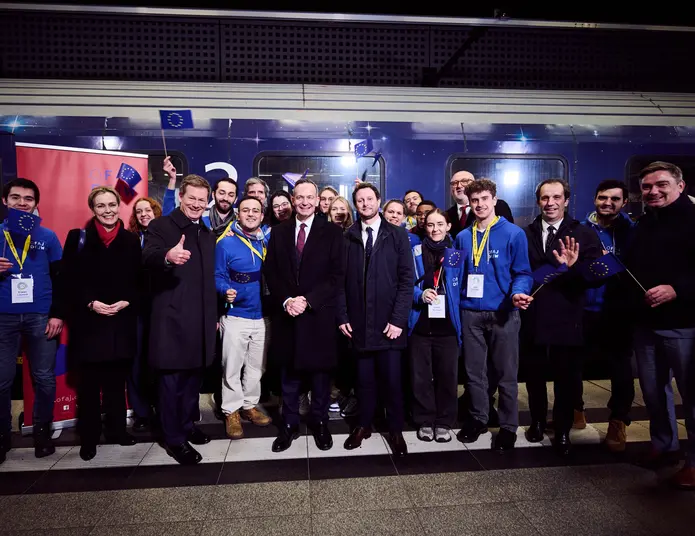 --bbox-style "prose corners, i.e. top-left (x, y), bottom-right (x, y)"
top-left (408, 243), bottom-right (463, 345)
top-left (162, 188), bottom-right (176, 217)
top-left (455, 217), bottom-right (532, 312)
top-left (214, 221), bottom-right (268, 320)
top-left (581, 211), bottom-right (635, 312)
